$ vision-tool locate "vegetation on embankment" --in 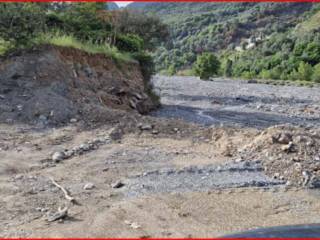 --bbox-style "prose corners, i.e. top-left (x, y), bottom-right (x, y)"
top-left (131, 2), bottom-right (320, 82)
top-left (0, 3), bottom-right (168, 79)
